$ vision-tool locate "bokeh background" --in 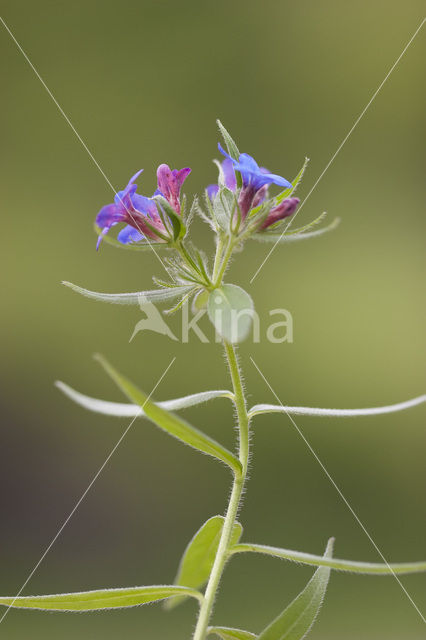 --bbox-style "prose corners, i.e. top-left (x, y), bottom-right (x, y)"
top-left (1, 1), bottom-right (425, 638)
